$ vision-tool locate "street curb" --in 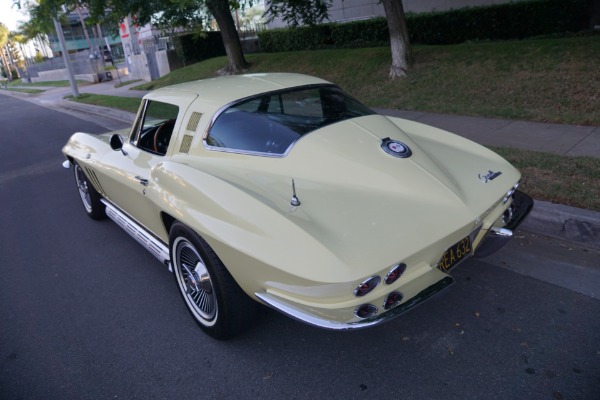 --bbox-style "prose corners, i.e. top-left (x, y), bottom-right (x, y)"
top-left (522, 200), bottom-right (600, 250)
top-left (59, 99), bottom-right (137, 124)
